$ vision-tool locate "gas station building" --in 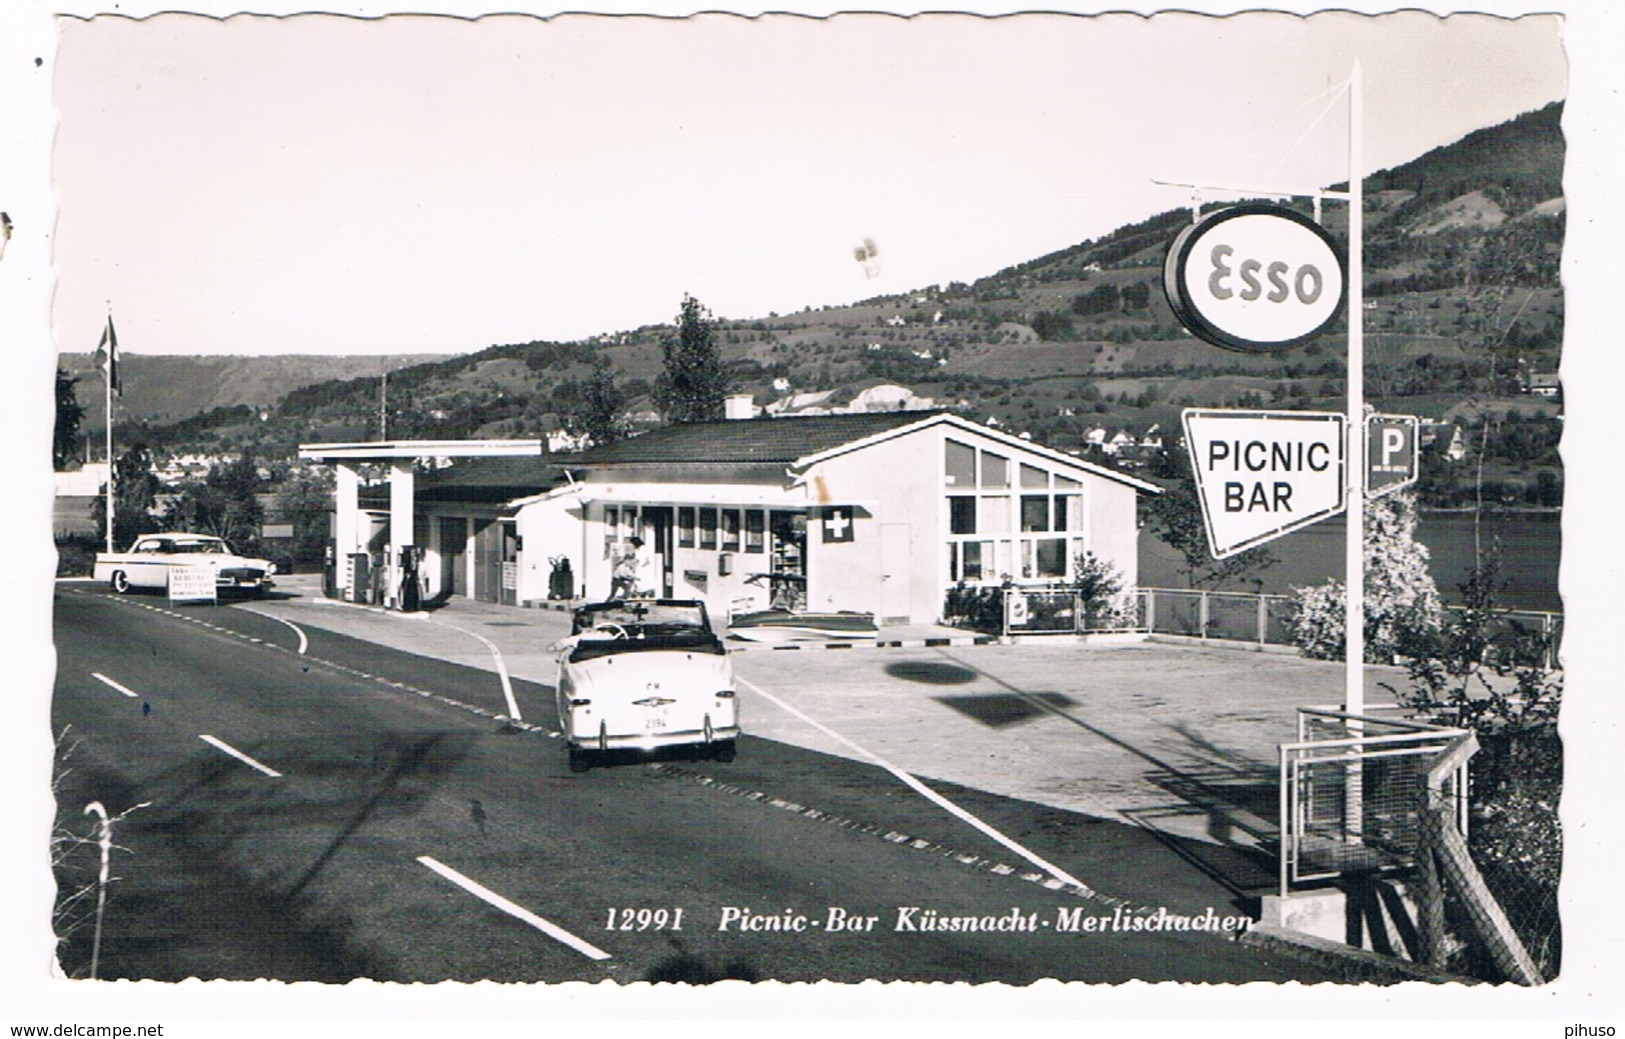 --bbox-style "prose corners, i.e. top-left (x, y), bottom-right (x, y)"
top-left (299, 411), bottom-right (1156, 625)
